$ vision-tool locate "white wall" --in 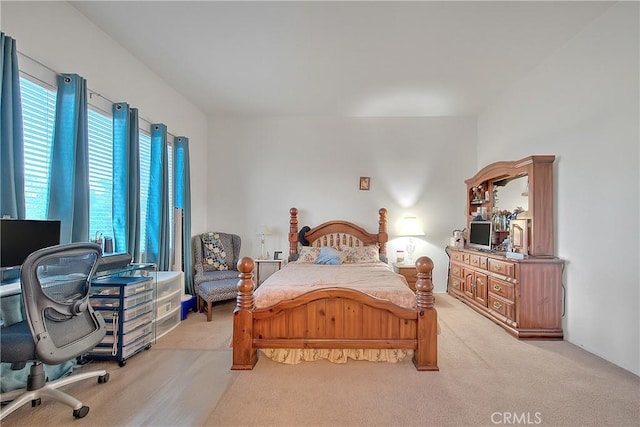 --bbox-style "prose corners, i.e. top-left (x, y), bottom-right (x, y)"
top-left (207, 116), bottom-right (477, 291)
top-left (478, 3), bottom-right (639, 375)
top-left (1, 1), bottom-right (209, 235)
